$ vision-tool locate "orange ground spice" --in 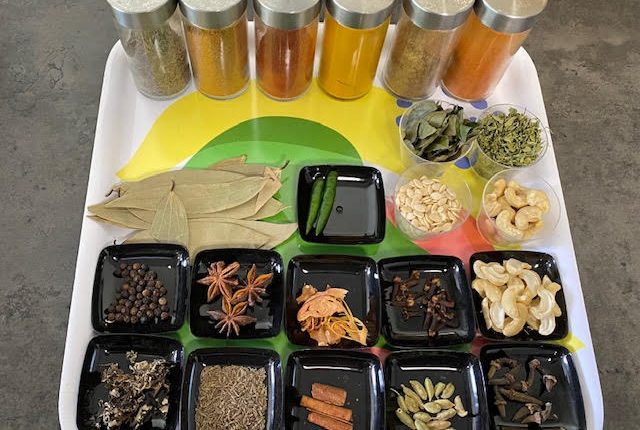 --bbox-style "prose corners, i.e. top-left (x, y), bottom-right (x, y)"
top-left (184, 15), bottom-right (249, 99)
top-left (442, 12), bottom-right (530, 101)
top-left (255, 17), bottom-right (318, 100)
